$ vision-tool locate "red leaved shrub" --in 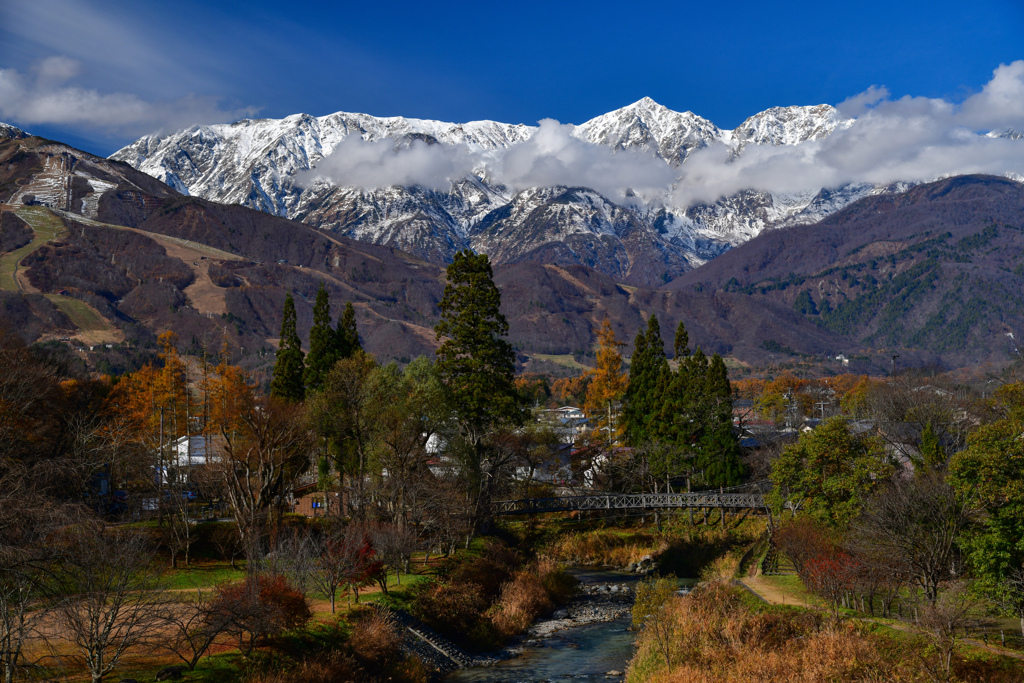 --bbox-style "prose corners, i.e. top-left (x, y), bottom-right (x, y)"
top-left (210, 574), bottom-right (311, 653)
